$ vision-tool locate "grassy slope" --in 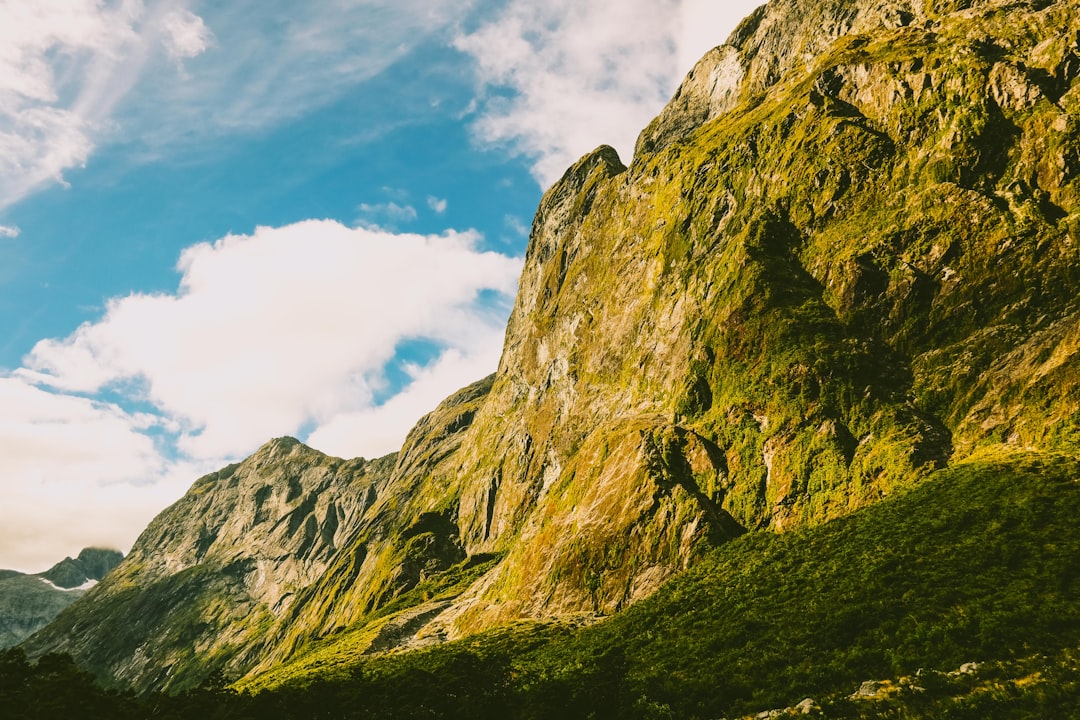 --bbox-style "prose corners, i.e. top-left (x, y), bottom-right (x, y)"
top-left (232, 450), bottom-right (1080, 718)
